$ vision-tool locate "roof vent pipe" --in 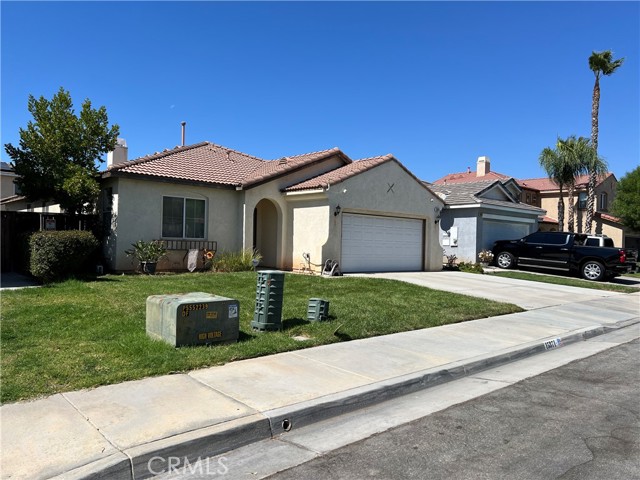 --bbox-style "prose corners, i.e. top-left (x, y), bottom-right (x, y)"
top-left (181, 121), bottom-right (186, 146)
